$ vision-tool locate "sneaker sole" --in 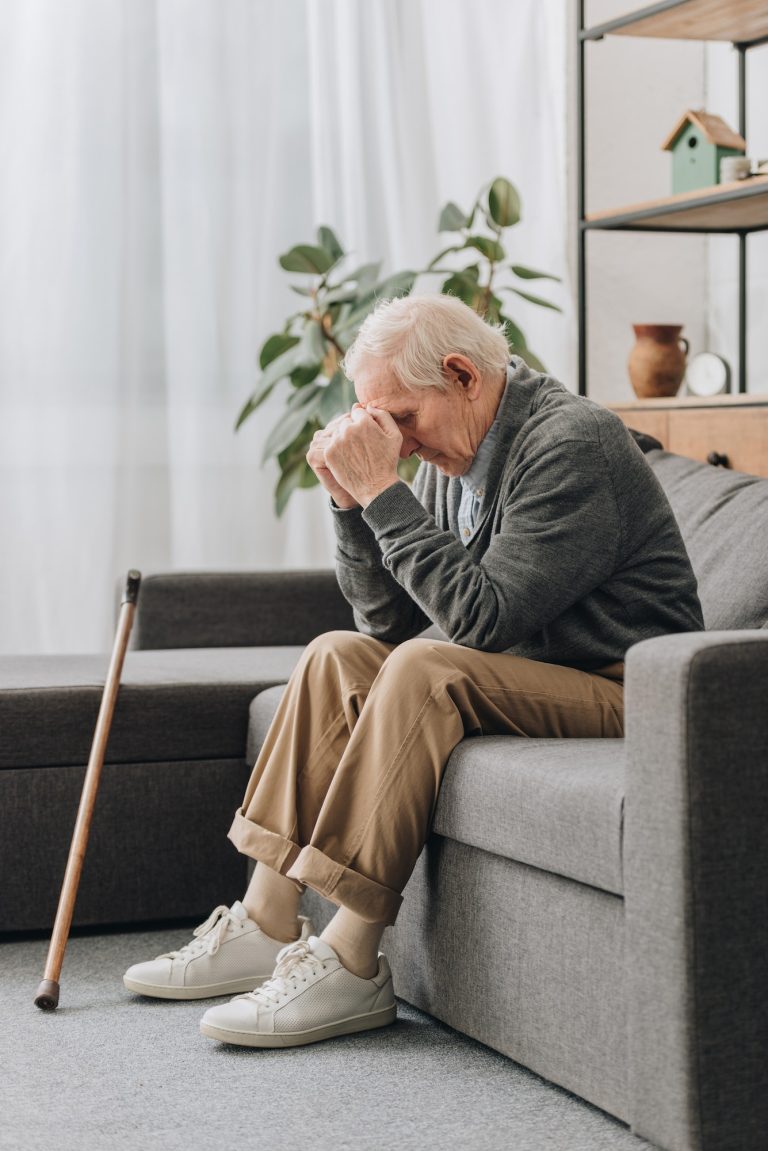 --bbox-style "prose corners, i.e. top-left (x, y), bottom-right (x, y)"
top-left (123, 974), bottom-right (273, 1001)
top-left (199, 1003), bottom-right (397, 1047)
